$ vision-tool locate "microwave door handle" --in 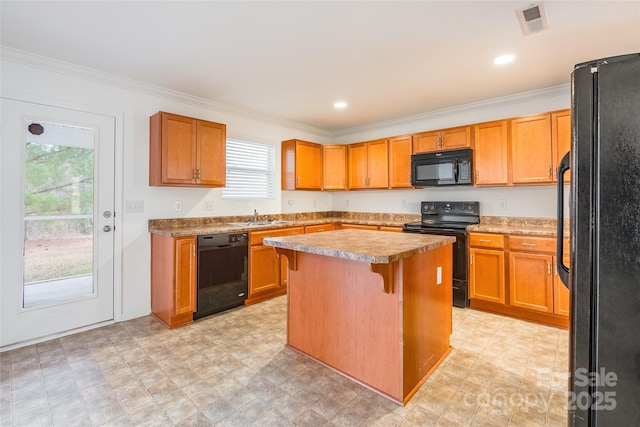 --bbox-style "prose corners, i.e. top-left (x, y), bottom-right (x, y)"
top-left (453, 159), bottom-right (459, 183)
